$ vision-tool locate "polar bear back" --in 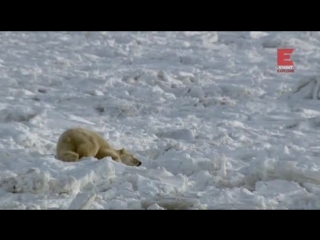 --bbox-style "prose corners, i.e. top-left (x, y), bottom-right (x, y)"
top-left (56, 128), bottom-right (110, 156)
